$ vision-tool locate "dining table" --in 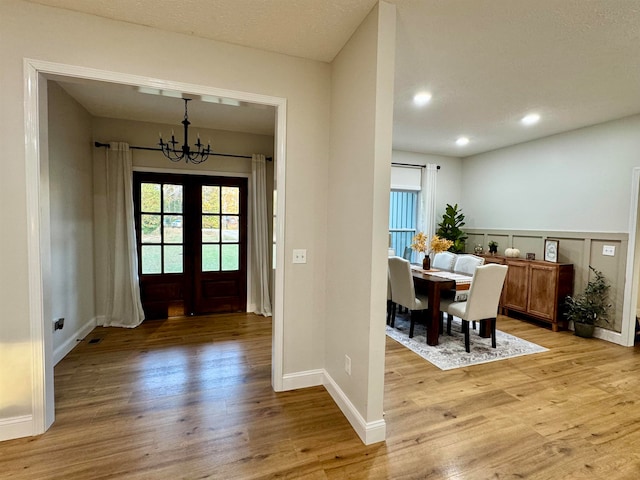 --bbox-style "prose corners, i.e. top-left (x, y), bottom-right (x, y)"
top-left (410, 266), bottom-right (485, 346)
